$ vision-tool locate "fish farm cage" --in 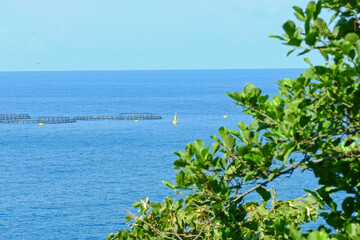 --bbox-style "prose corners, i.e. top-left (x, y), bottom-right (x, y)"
top-left (74, 113), bottom-right (162, 121)
top-left (0, 114), bottom-right (31, 120)
top-left (37, 117), bottom-right (76, 124)
top-left (0, 113), bottom-right (162, 124)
